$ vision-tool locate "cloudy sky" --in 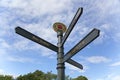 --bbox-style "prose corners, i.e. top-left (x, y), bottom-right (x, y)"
top-left (0, 0), bottom-right (120, 80)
